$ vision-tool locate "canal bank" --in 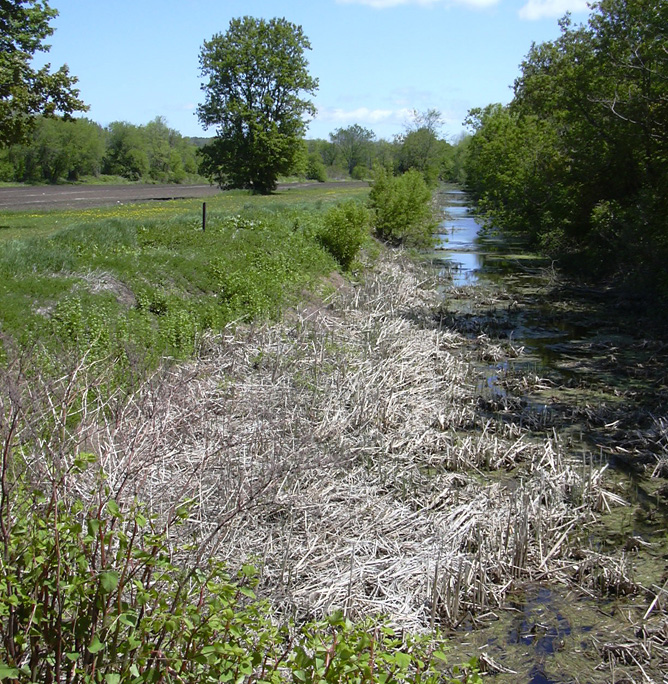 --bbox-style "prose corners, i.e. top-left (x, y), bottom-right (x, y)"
top-left (428, 186), bottom-right (668, 682)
